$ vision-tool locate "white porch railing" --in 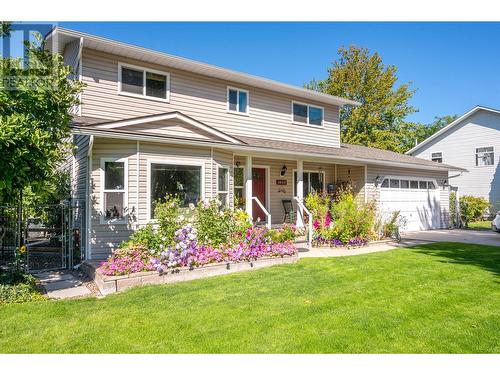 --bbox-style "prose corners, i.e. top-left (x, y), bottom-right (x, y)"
top-left (293, 196), bottom-right (313, 249)
top-left (251, 196), bottom-right (272, 229)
